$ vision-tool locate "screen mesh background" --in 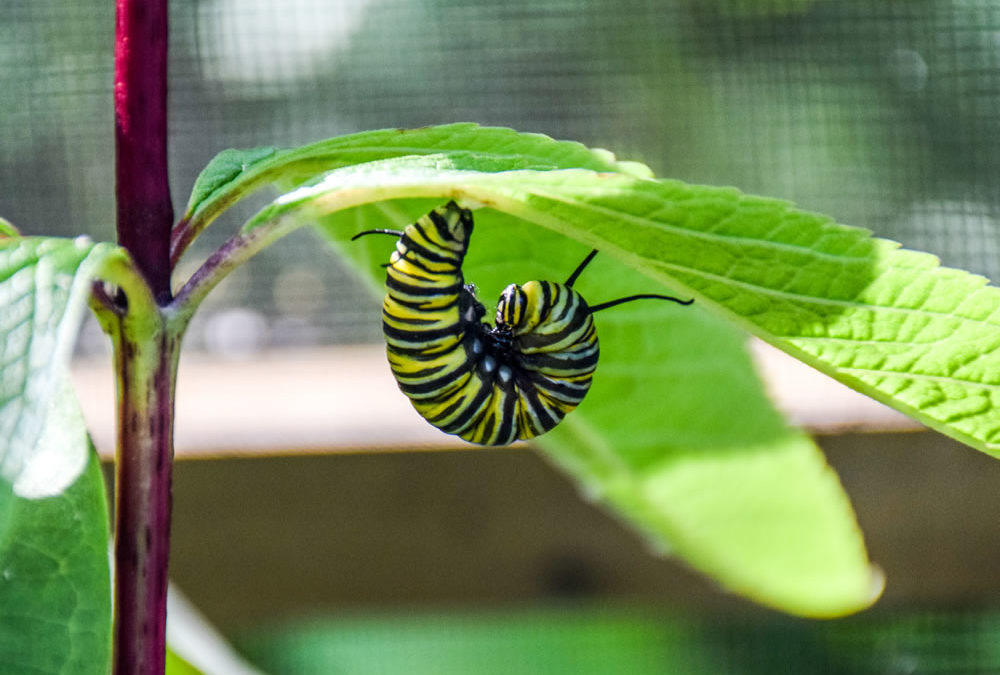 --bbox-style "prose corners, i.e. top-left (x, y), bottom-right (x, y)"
top-left (1, 0), bottom-right (998, 354)
top-left (7, 1), bottom-right (1000, 667)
